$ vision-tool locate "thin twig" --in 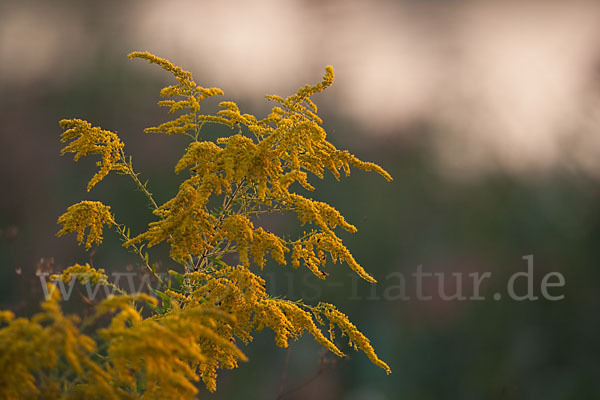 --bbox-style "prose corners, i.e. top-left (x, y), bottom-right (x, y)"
top-left (119, 148), bottom-right (159, 211)
top-left (195, 178), bottom-right (246, 271)
top-left (114, 223), bottom-right (164, 287)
